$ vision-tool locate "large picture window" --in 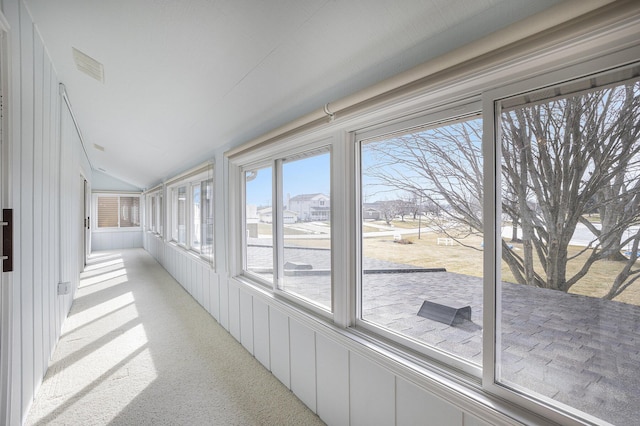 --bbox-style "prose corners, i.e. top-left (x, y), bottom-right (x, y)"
top-left (359, 113), bottom-right (483, 369)
top-left (495, 68), bottom-right (640, 425)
